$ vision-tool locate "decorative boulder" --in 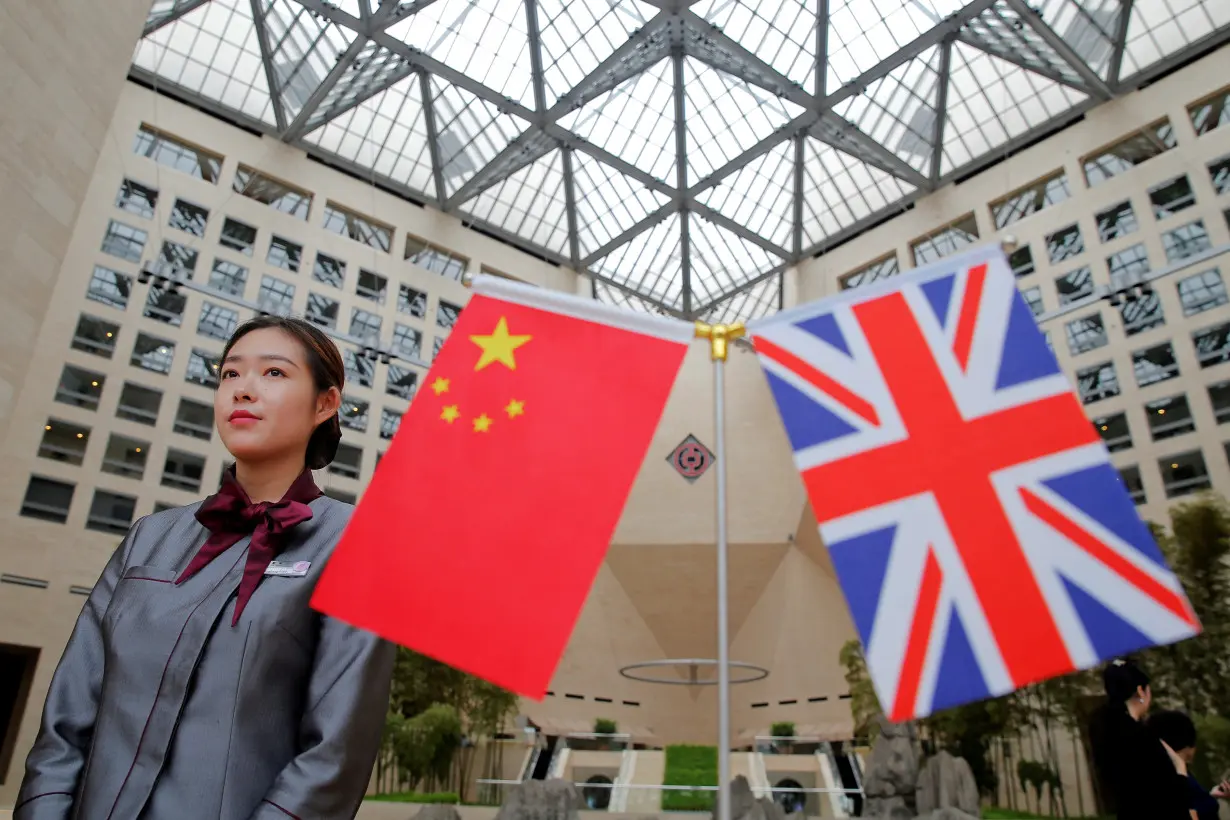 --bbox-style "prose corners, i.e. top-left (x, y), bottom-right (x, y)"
top-left (411, 805), bottom-right (462, 820)
top-left (915, 751), bottom-right (980, 817)
top-left (493, 779), bottom-right (583, 820)
top-left (726, 775), bottom-right (788, 820)
top-left (862, 716), bottom-right (920, 818)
